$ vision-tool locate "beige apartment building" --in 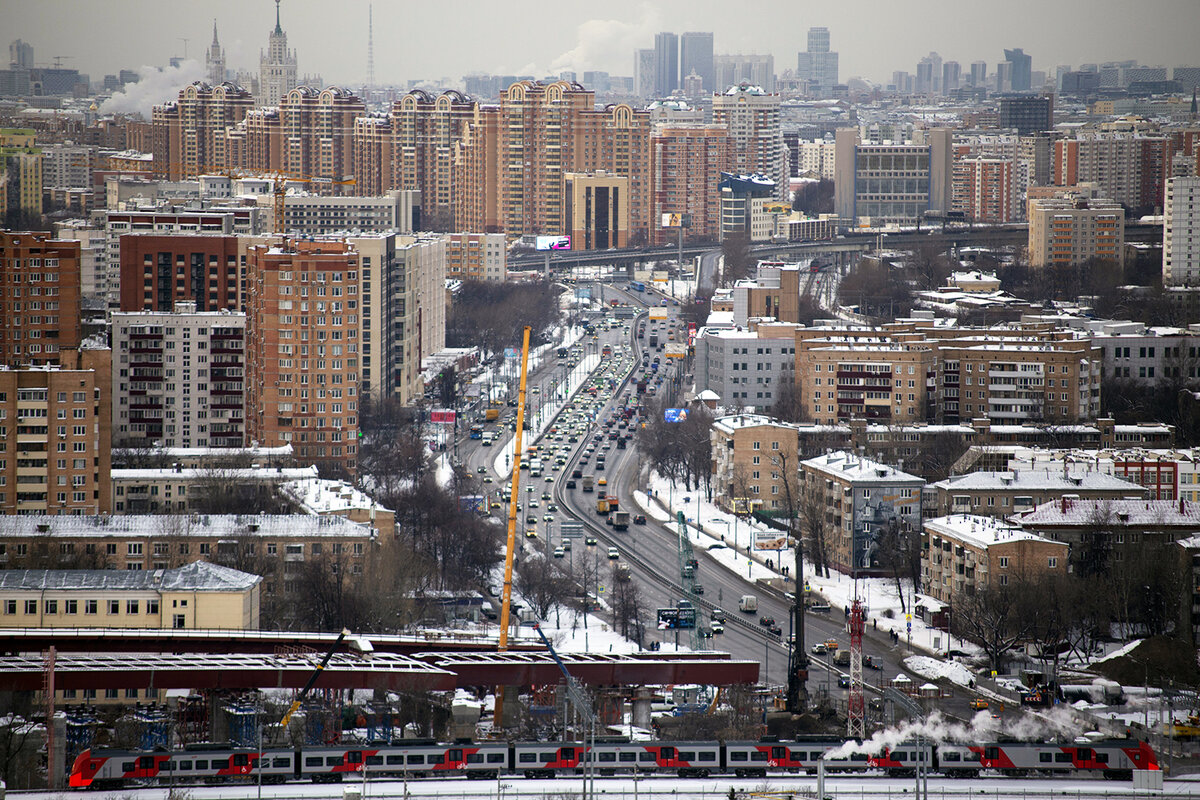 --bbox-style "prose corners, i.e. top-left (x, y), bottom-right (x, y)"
top-left (921, 514), bottom-right (1068, 605)
top-left (0, 346), bottom-right (112, 515)
top-left (392, 89), bottom-right (480, 225)
top-left (650, 124), bottom-right (730, 244)
top-left (794, 340), bottom-right (937, 426)
top-left (710, 414), bottom-right (799, 512)
top-left (930, 469), bottom-right (1146, 517)
top-left (444, 233), bottom-right (507, 282)
top-left (0, 560), bottom-right (261, 630)
top-left (1027, 196), bottom-right (1125, 268)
